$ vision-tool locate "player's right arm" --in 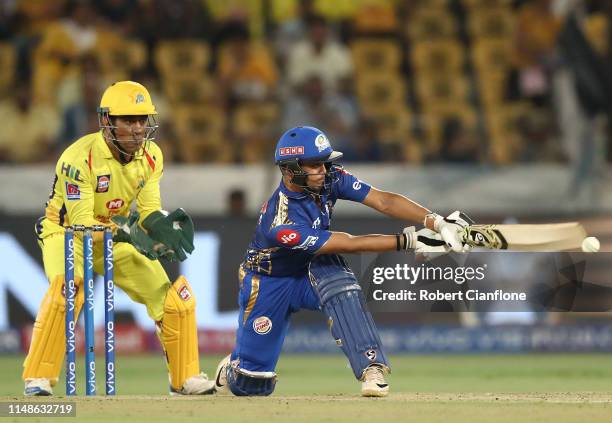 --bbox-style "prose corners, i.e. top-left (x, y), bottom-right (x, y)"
top-left (317, 232), bottom-right (399, 254)
top-left (55, 155), bottom-right (107, 238)
top-left (268, 225), bottom-right (445, 255)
